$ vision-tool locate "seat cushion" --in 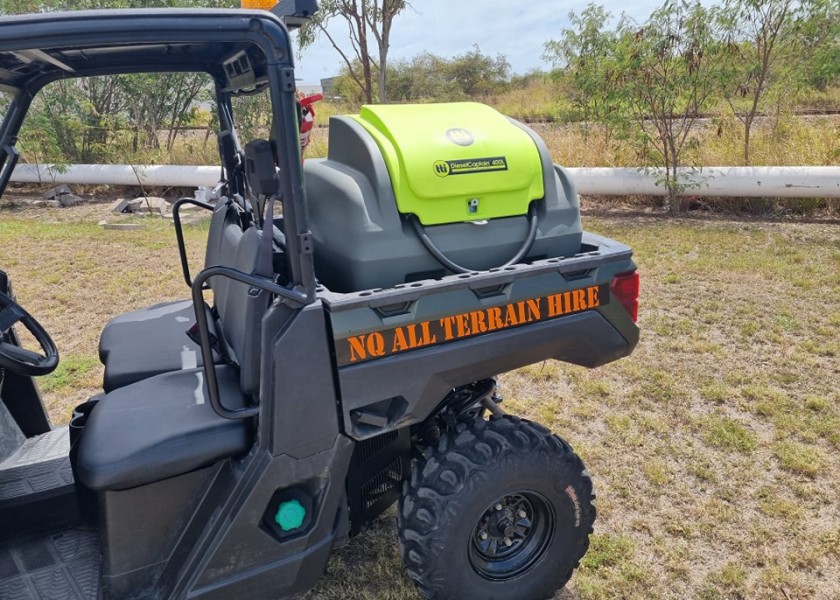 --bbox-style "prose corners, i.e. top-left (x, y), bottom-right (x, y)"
top-left (99, 300), bottom-right (222, 393)
top-left (76, 365), bottom-right (251, 491)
